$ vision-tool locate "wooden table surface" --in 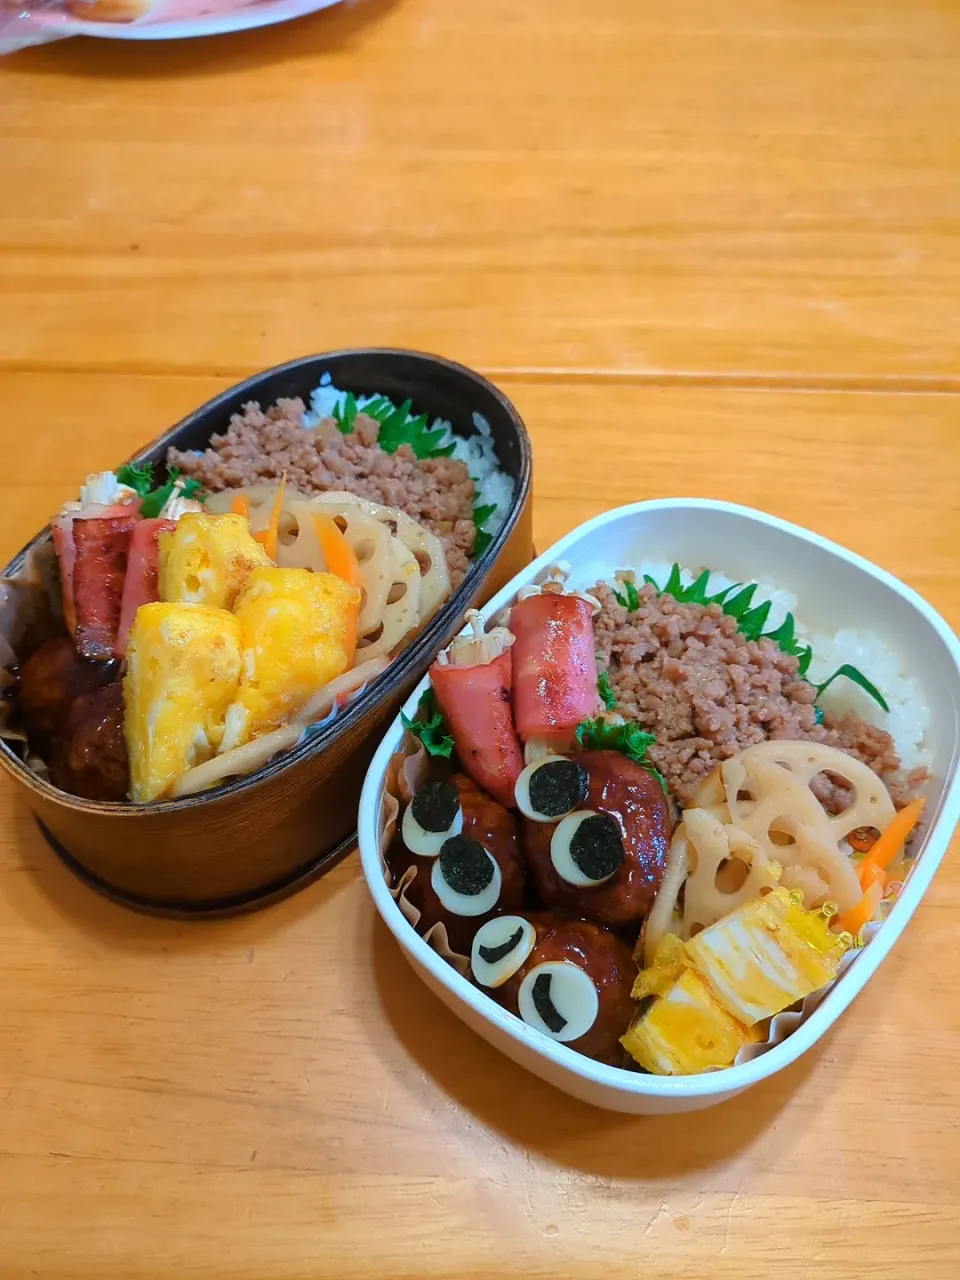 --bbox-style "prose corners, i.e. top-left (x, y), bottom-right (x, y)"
top-left (2, 2), bottom-right (959, 1277)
